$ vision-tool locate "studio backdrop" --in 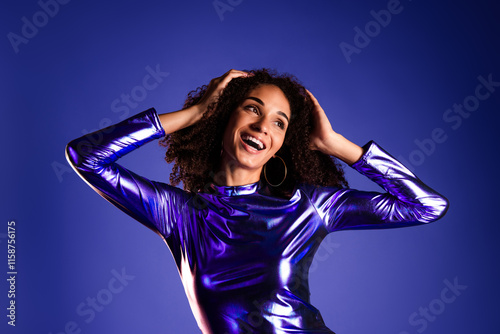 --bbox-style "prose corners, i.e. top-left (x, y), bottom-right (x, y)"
top-left (1, 0), bottom-right (499, 333)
